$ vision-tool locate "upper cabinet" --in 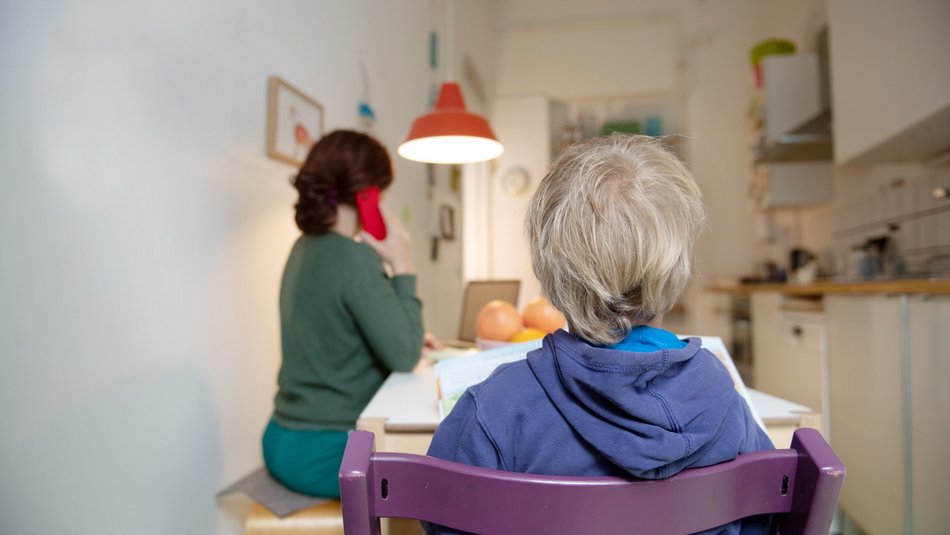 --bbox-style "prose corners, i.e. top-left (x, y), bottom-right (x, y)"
top-left (829, 0), bottom-right (950, 165)
top-left (755, 54), bottom-right (833, 164)
top-left (749, 52), bottom-right (834, 208)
